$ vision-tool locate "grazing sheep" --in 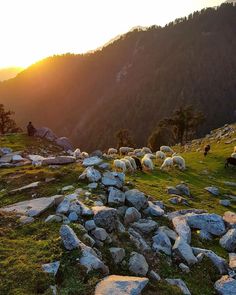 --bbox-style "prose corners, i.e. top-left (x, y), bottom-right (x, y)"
top-left (204, 144), bottom-right (211, 156)
top-left (145, 153), bottom-right (156, 159)
top-left (132, 156), bottom-right (143, 171)
top-left (141, 147), bottom-right (152, 154)
top-left (73, 148), bottom-right (81, 158)
top-left (128, 151), bottom-right (135, 156)
top-left (172, 155), bottom-right (186, 170)
top-left (141, 154), bottom-right (154, 170)
top-left (231, 153), bottom-right (236, 159)
top-left (160, 157), bottom-right (173, 170)
top-left (80, 152), bottom-right (89, 159)
top-left (160, 146), bottom-right (174, 154)
top-left (114, 159), bottom-right (126, 173)
top-left (156, 151), bottom-right (166, 160)
top-left (120, 158), bottom-right (134, 172)
top-left (108, 148), bottom-right (118, 155)
top-left (124, 156), bottom-right (137, 170)
top-left (119, 147), bottom-right (134, 155)
top-left (225, 157), bottom-right (236, 168)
